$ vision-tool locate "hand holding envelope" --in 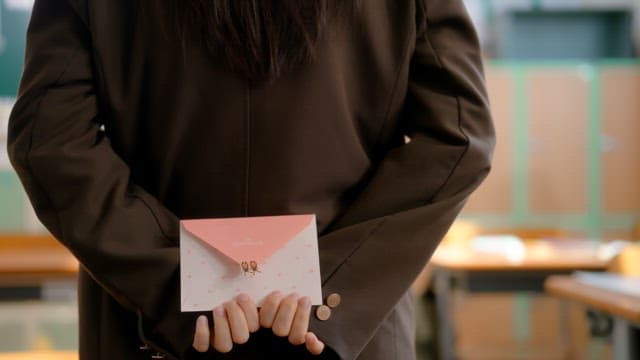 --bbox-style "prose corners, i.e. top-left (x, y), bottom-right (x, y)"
top-left (191, 291), bottom-right (325, 355)
top-left (181, 214), bottom-right (325, 354)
